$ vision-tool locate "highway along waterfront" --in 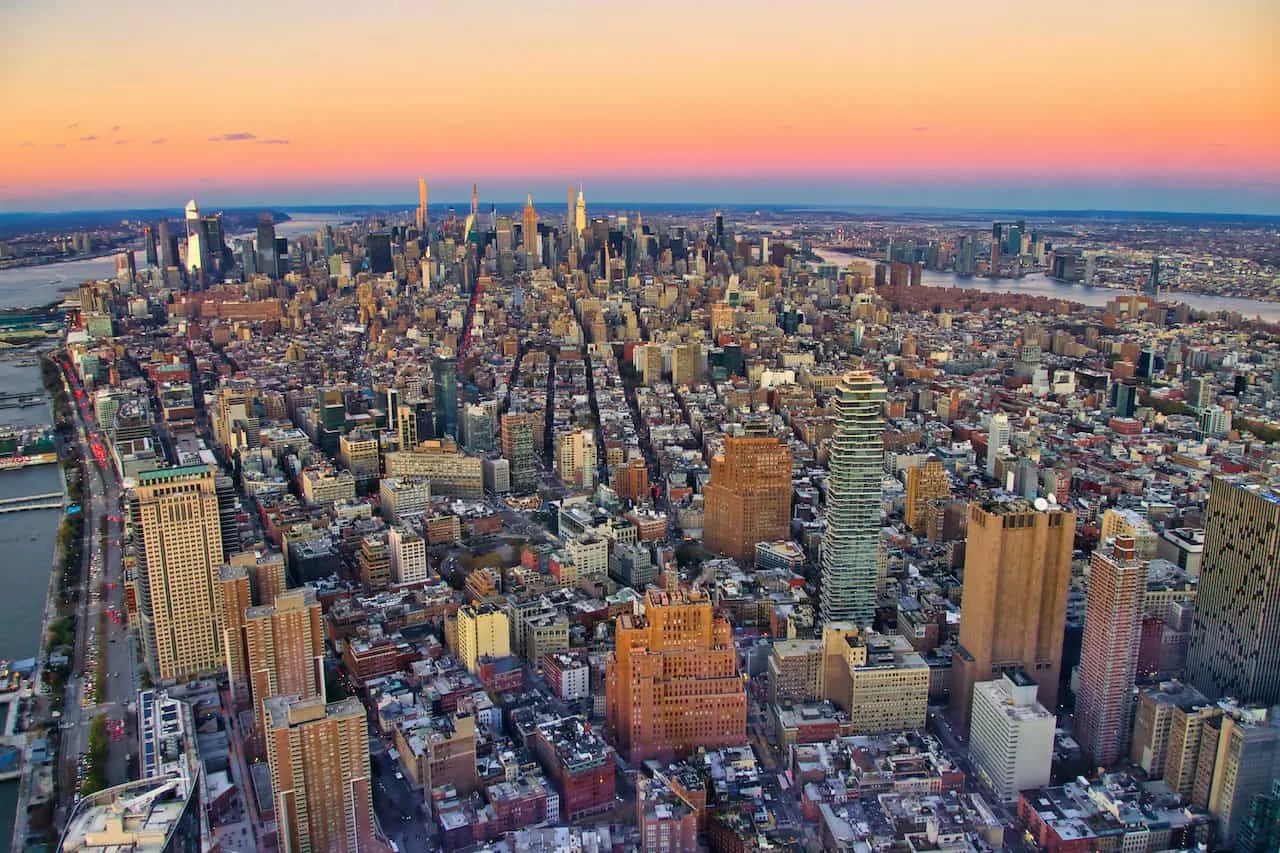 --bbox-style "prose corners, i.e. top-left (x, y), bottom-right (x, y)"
top-left (0, 355), bottom-right (64, 846)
